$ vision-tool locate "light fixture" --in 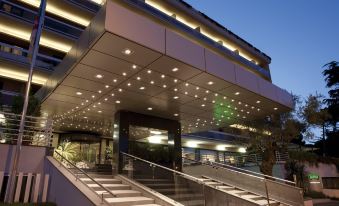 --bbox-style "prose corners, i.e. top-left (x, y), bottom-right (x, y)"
top-left (173, 96), bottom-right (179, 99)
top-left (184, 91), bottom-right (188, 95)
top-left (122, 48), bottom-right (133, 55)
top-left (118, 88), bottom-right (123, 92)
top-left (174, 113), bottom-right (179, 116)
top-left (186, 141), bottom-right (199, 148)
top-left (207, 81), bottom-right (214, 85)
top-left (174, 88), bottom-right (178, 92)
top-left (116, 100), bottom-right (121, 104)
top-left (122, 72), bottom-right (127, 76)
top-left (113, 79), bottom-right (117, 83)
top-left (174, 79), bottom-right (178, 83)
top-left (274, 107), bottom-right (278, 110)
top-left (238, 147), bottom-right (247, 153)
top-left (150, 130), bottom-right (162, 135)
top-left (163, 85), bottom-right (167, 88)
top-left (185, 83), bottom-right (189, 86)
top-left (196, 87), bottom-right (199, 90)
top-left (91, 95), bottom-right (95, 98)
top-left (105, 85), bottom-right (109, 88)
top-left (201, 104), bottom-right (205, 107)
top-left (76, 92), bottom-right (82, 96)
top-left (256, 100), bottom-right (261, 104)
top-left (194, 95), bottom-right (198, 98)
top-left (98, 90), bottom-right (102, 93)
top-left (147, 107), bottom-right (153, 111)
top-left (139, 86), bottom-right (145, 90)
top-left (235, 92), bottom-right (240, 95)
top-left (104, 98), bottom-right (108, 101)
top-left (150, 81), bottom-right (154, 84)
top-left (127, 82), bottom-right (131, 86)
top-left (137, 76), bottom-right (141, 80)
top-left (132, 64), bottom-right (137, 69)
top-left (95, 74), bottom-right (103, 79)
top-left (161, 74), bottom-right (165, 78)
top-left (148, 135), bottom-right (162, 144)
top-left (98, 111), bottom-right (102, 113)
top-left (147, 70), bottom-right (152, 74)
top-left (172, 67), bottom-right (179, 72)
